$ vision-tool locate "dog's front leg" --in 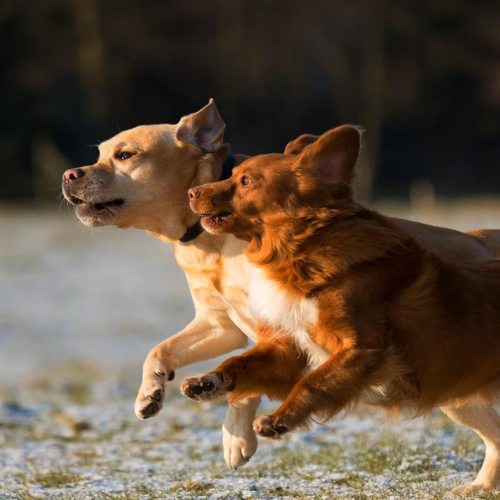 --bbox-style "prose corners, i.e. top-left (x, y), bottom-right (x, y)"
top-left (181, 329), bottom-right (307, 403)
top-left (253, 347), bottom-right (382, 439)
top-left (135, 314), bottom-right (248, 419)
